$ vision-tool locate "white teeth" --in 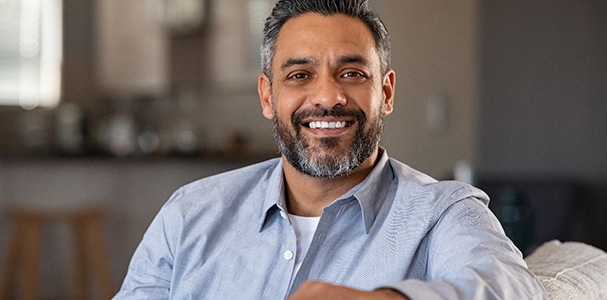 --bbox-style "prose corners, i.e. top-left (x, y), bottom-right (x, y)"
top-left (308, 121), bottom-right (347, 129)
